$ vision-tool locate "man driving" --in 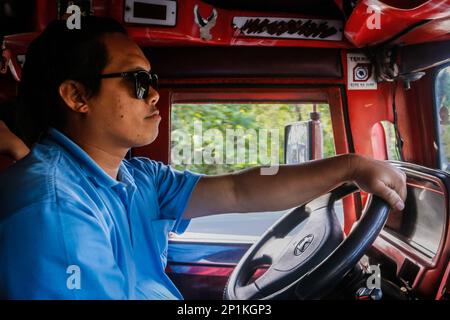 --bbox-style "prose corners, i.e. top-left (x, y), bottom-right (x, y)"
top-left (0, 16), bottom-right (406, 299)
